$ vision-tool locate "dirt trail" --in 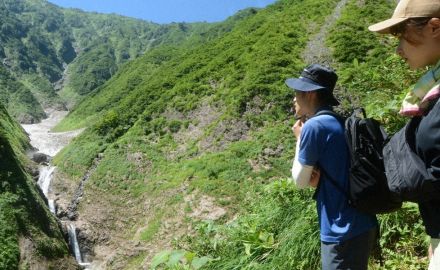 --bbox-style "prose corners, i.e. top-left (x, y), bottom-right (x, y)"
top-left (302, 0), bottom-right (349, 66)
